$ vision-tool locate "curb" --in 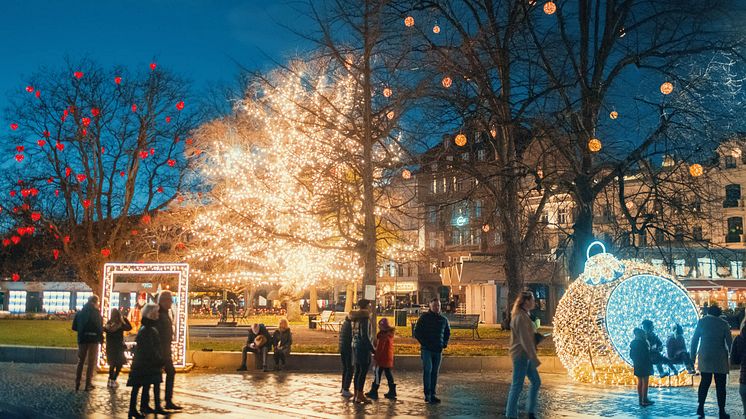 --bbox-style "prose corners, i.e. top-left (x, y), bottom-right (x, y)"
top-left (0, 344), bottom-right (567, 373)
